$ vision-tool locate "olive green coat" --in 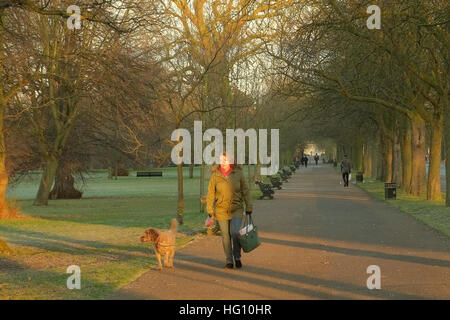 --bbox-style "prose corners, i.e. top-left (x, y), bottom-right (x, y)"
top-left (206, 165), bottom-right (253, 220)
